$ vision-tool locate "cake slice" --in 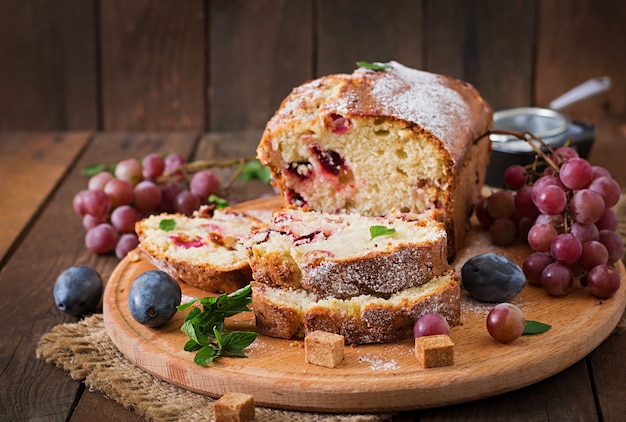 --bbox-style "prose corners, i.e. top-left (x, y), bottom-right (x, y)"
top-left (135, 208), bottom-right (261, 293)
top-left (244, 208), bottom-right (449, 299)
top-left (251, 272), bottom-right (460, 345)
top-left (256, 61), bottom-right (492, 259)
